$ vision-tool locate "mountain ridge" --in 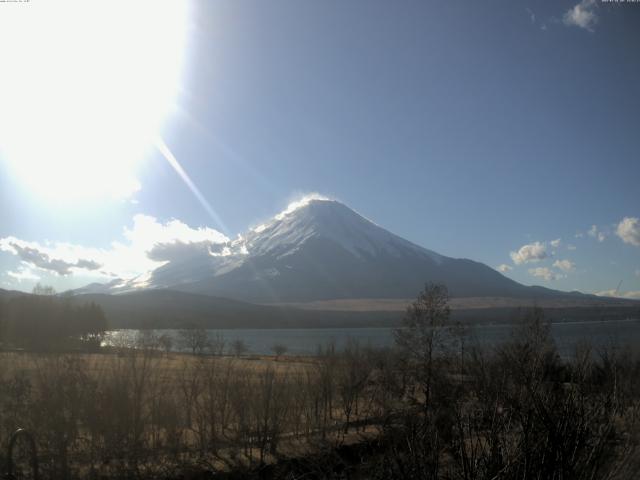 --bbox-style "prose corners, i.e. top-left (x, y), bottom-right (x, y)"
top-left (71, 197), bottom-right (622, 304)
